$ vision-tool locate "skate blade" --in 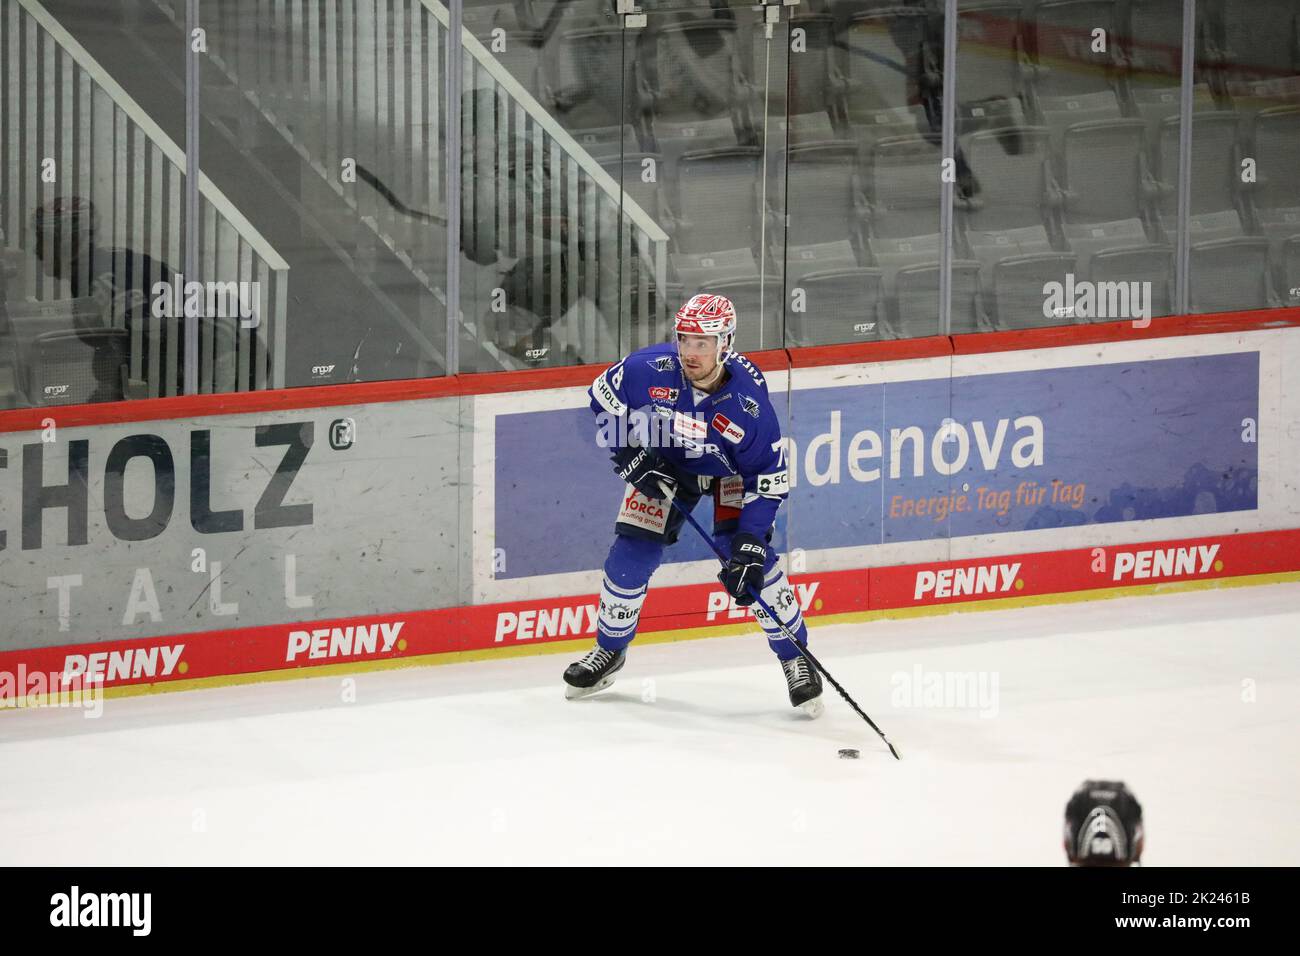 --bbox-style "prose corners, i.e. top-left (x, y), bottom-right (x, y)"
top-left (797, 696), bottom-right (825, 719)
top-left (564, 675), bottom-right (616, 700)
